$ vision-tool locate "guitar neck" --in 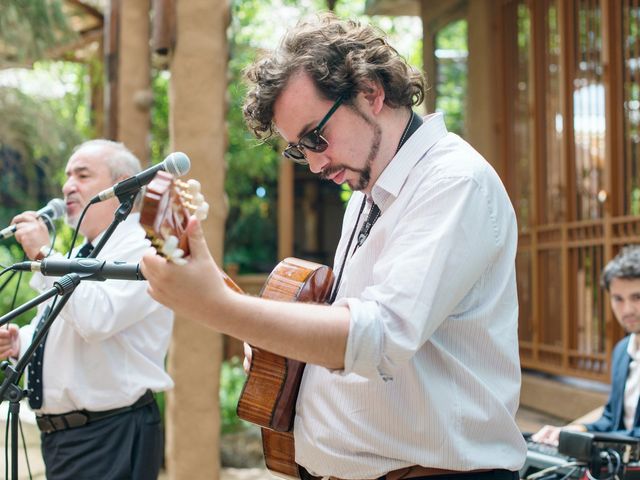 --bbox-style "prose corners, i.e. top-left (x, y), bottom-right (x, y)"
top-left (220, 269), bottom-right (244, 294)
